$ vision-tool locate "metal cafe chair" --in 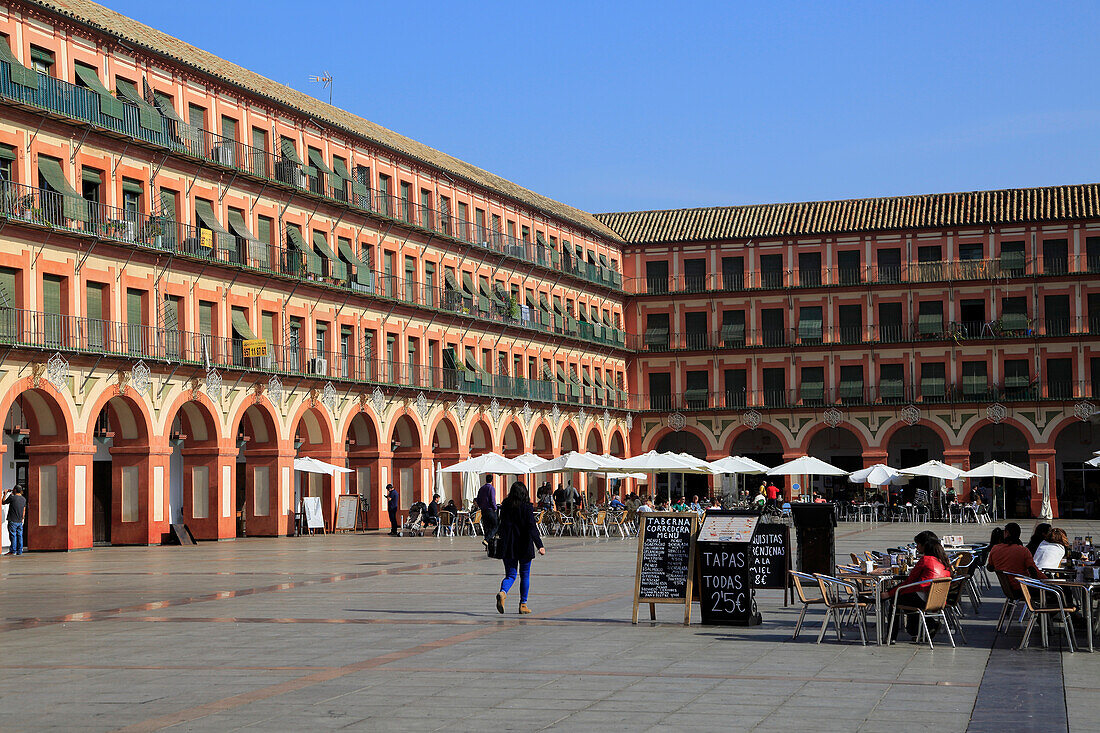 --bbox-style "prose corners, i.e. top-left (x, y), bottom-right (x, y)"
top-left (1017, 577), bottom-right (1077, 652)
top-left (887, 576), bottom-right (955, 649)
top-left (814, 574), bottom-right (870, 645)
top-left (789, 571), bottom-right (827, 640)
top-left (994, 571), bottom-right (1026, 634)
